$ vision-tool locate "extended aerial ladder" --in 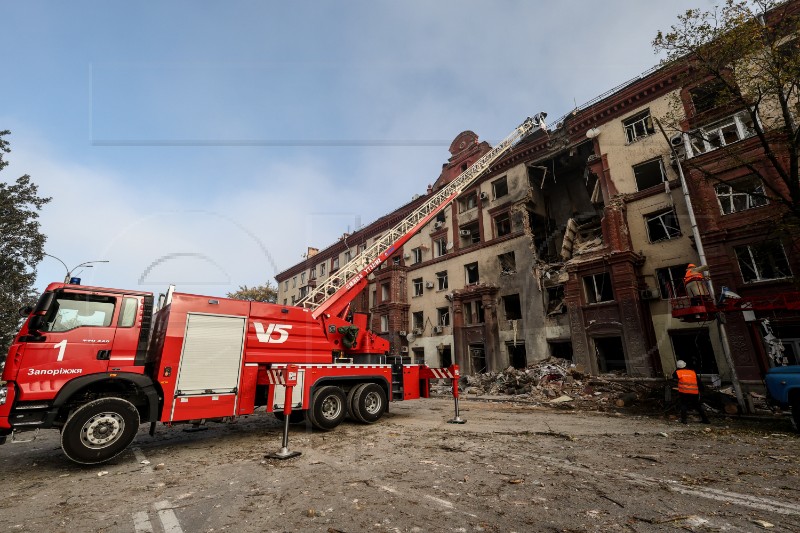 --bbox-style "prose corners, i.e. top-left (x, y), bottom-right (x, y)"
top-left (297, 114), bottom-right (547, 321)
